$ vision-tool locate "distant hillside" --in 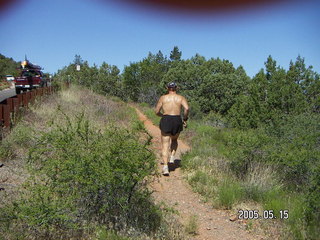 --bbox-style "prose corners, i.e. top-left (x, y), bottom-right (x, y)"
top-left (0, 53), bottom-right (20, 78)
